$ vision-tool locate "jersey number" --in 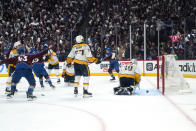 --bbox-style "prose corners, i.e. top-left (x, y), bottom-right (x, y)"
top-left (75, 50), bottom-right (84, 55)
top-left (125, 65), bottom-right (133, 71)
top-left (18, 55), bottom-right (27, 62)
